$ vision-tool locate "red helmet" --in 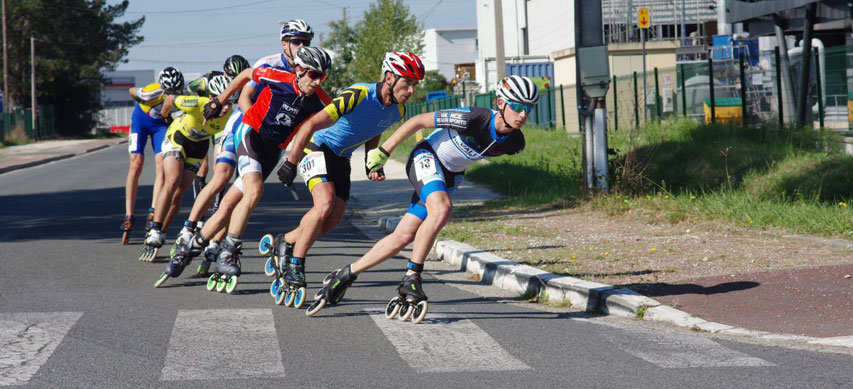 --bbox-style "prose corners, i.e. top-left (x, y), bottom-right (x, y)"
top-left (381, 52), bottom-right (425, 80)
